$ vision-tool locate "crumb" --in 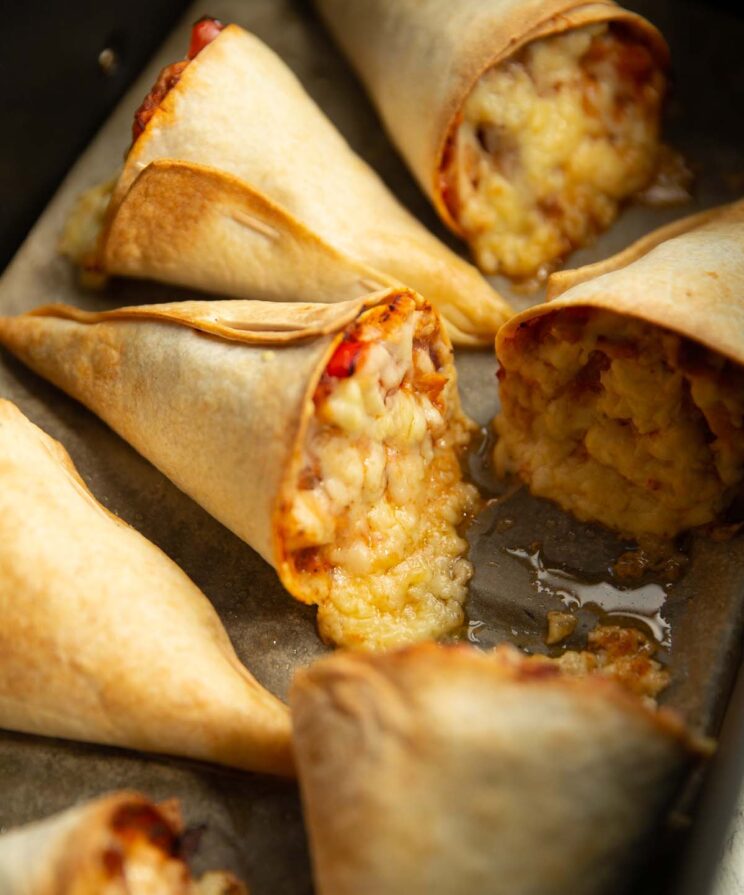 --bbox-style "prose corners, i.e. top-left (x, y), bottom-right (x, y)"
top-left (545, 610), bottom-right (577, 645)
top-left (552, 624), bottom-right (670, 701)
